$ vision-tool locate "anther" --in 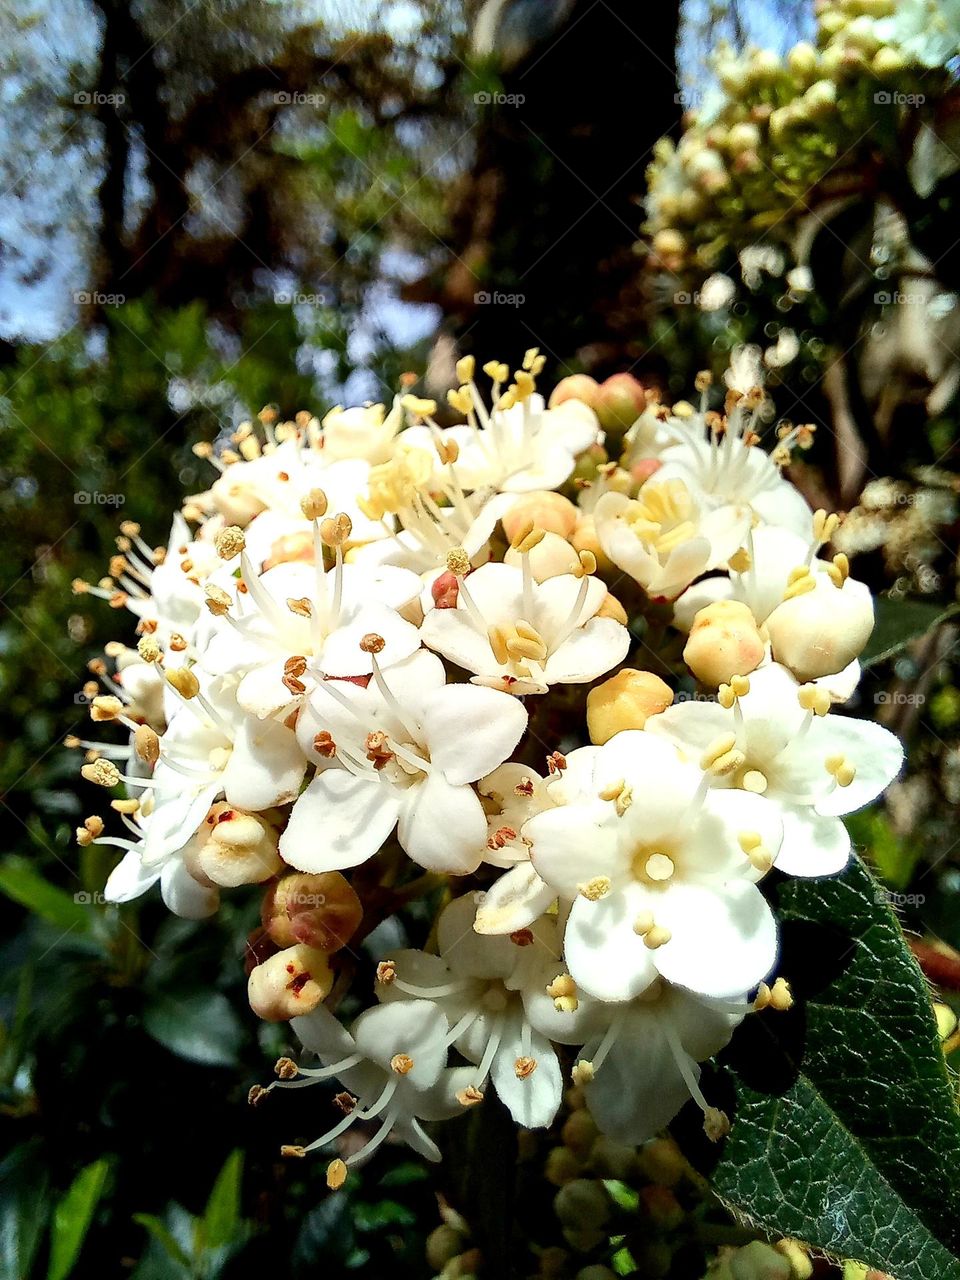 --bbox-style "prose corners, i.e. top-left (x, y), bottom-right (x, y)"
top-left (572, 1060), bottom-right (595, 1085)
top-left (741, 769), bottom-right (768, 794)
top-left (578, 876), bottom-right (611, 902)
top-left (798, 685), bottom-right (831, 716)
top-left (457, 1085), bottom-right (484, 1107)
top-left (320, 513), bottom-right (353, 547)
top-left (376, 960), bottom-right (397, 985)
top-left (703, 1108), bottom-right (730, 1141)
top-left (300, 489), bottom-right (328, 520)
top-left (514, 1056), bottom-right (537, 1079)
top-left (275, 1057), bottom-right (299, 1080)
top-left (81, 759), bottom-right (120, 788)
top-left (643, 924), bottom-right (672, 949)
top-left (214, 526), bottom-right (245, 560)
top-left (445, 547), bottom-right (470, 576)
top-left (391, 1054), bottom-right (414, 1075)
top-left (360, 633), bottom-right (385, 654)
top-left (326, 1159), bottom-right (348, 1190)
top-left (166, 668), bottom-right (200, 699)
